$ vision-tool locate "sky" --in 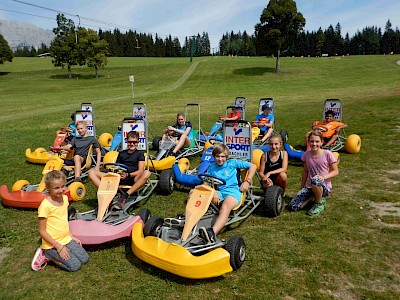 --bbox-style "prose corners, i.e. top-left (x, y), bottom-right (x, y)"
top-left (1, 0), bottom-right (400, 49)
